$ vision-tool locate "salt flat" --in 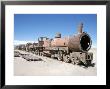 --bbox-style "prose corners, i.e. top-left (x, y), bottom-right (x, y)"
top-left (14, 48), bottom-right (97, 76)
